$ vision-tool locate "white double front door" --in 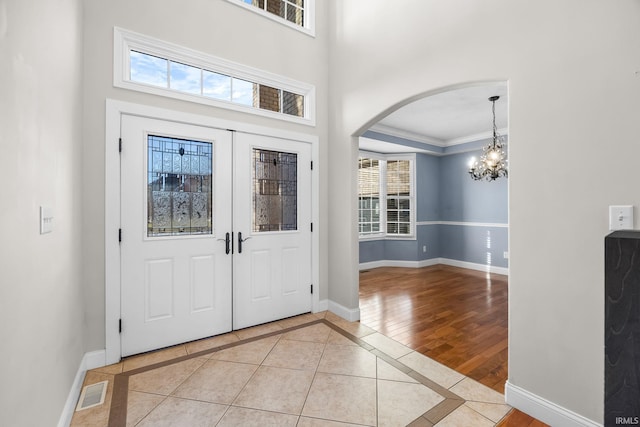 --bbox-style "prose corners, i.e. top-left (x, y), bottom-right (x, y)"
top-left (120, 115), bottom-right (311, 357)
